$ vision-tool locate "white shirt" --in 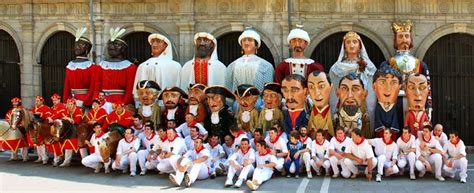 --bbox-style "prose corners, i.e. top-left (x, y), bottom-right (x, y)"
top-left (299, 136), bottom-right (313, 150)
top-left (116, 136), bottom-right (140, 155)
top-left (264, 136), bottom-right (289, 155)
top-left (162, 135), bottom-right (187, 156)
top-left (204, 143), bottom-right (225, 159)
top-left (416, 135), bottom-right (443, 158)
top-left (369, 138), bottom-right (399, 160)
top-left (228, 147), bottom-right (256, 165)
top-left (311, 139), bottom-right (330, 159)
top-left (344, 138), bottom-right (374, 160)
top-left (232, 133), bottom-right (248, 149)
top-left (222, 143), bottom-right (235, 158)
top-left (184, 135), bottom-right (200, 150)
top-left (432, 131), bottom-right (448, 147)
top-left (139, 132), bottom-right (160, 151)
top-left (255, 150), bottom-right (277, 168)
top-left (183, 147), bottom-right (211, 165)
top-left (176, 122), bottom-right (208, 138)
top-left (89, 132), bottom-right (106, 155)
top-left (443, 139), bottom-right (466, 158)
top-left (151, 136), bottom-right (168, 152)
top-left (396, 135), bottom-right (417, 156)
top-left (328, 136), bottom-right (351, 154)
